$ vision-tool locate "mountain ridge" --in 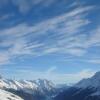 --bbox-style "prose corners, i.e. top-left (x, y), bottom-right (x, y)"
top-left (0, 77), bottom-right (59, 100)
top-left (54, 71), bottom-right (100, 100)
